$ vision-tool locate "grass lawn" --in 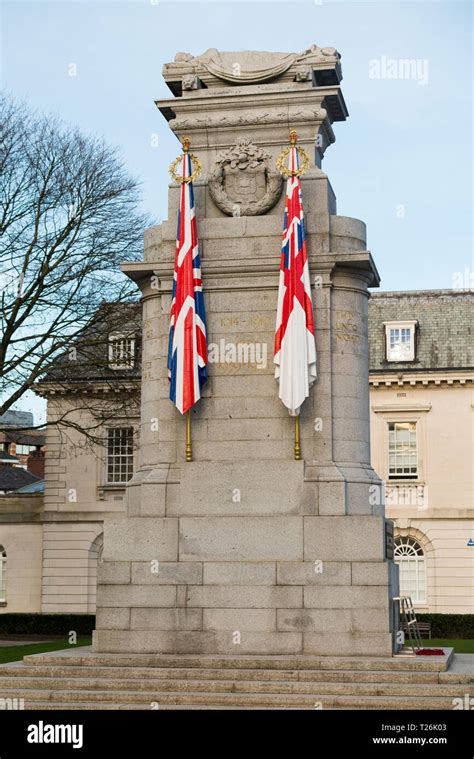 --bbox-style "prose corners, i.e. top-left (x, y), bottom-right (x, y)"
top-left (405, 639), bottom-right (474, 654)
top-left (0, 638), bottom-right (92, 665)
